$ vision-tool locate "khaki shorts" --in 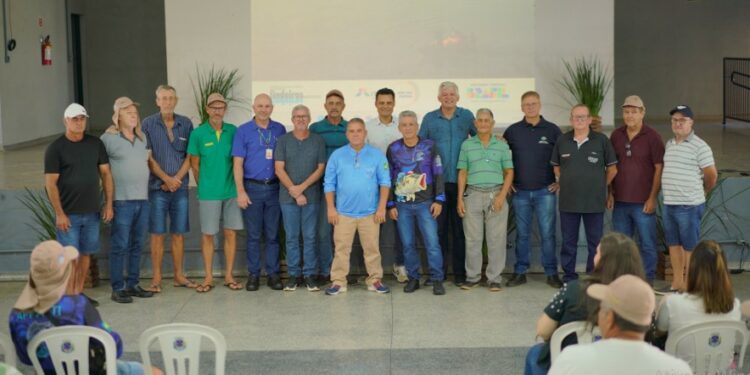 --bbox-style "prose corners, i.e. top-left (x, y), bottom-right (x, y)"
top-left (198, 198), bottom-right (243, 235)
